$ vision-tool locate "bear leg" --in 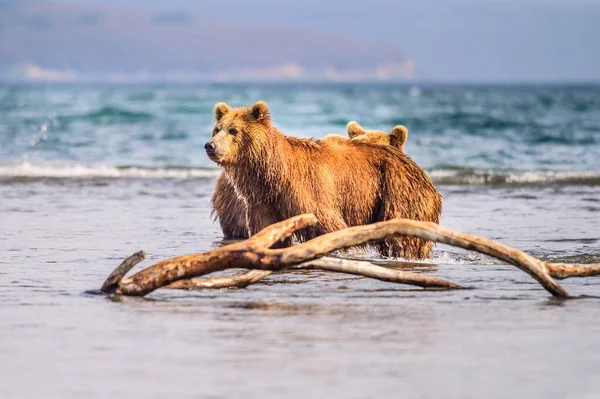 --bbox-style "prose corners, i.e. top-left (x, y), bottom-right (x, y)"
top-left (246, 203), bottom-right (292, 247)
top-left (212, 174), bottom-right (249, 239)
top-left (374, 193), bottom-right (432, 259)
top-left (375, 236), bottom-right (432, 260)
top-left (315, 211), bottom-right (349, 235)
